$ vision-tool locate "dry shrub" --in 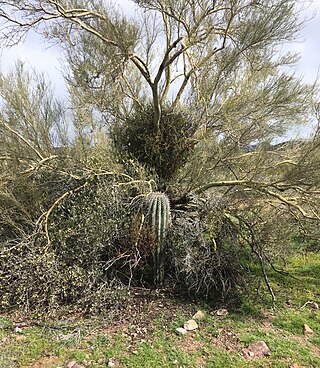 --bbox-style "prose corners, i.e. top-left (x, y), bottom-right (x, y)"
top-left (167, 195), bottom-right (297, 305)
top-left (168, 203), bottom-right (251, 304)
